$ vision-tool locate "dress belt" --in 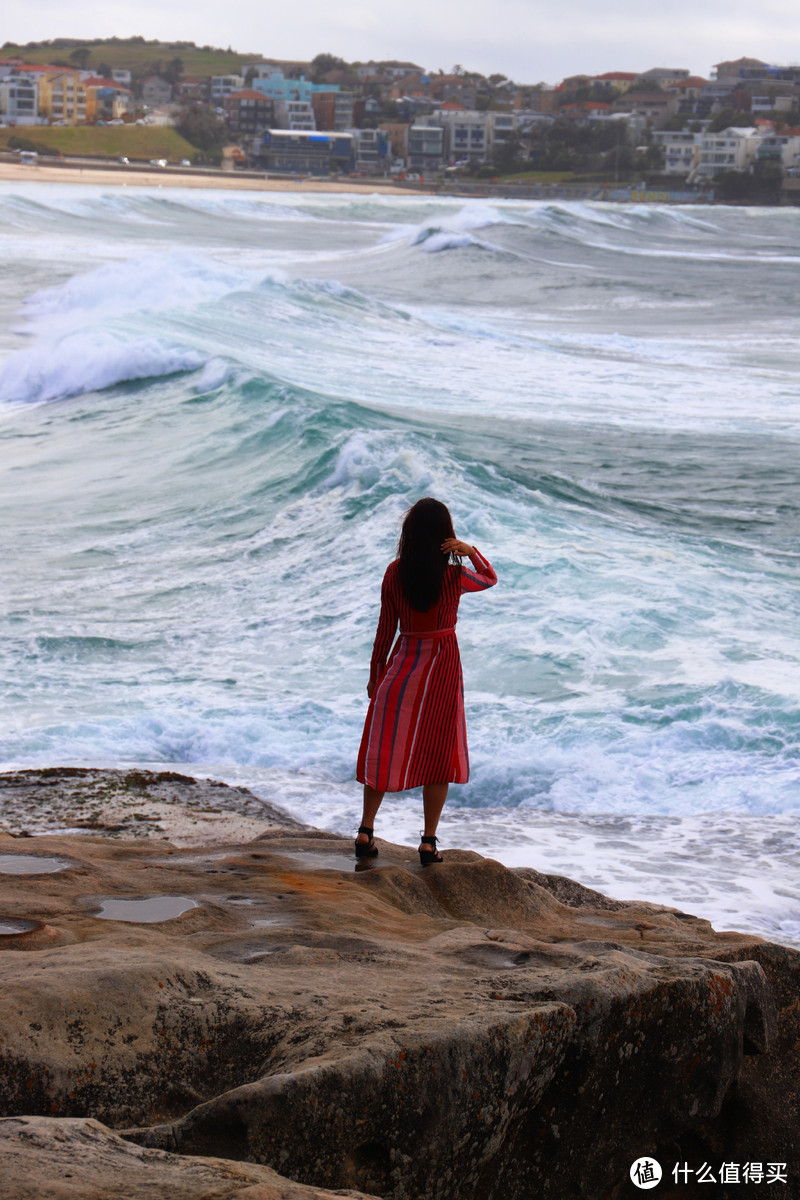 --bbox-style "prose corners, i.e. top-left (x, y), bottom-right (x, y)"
top-left (400, 626), bottom-right (455, 638)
